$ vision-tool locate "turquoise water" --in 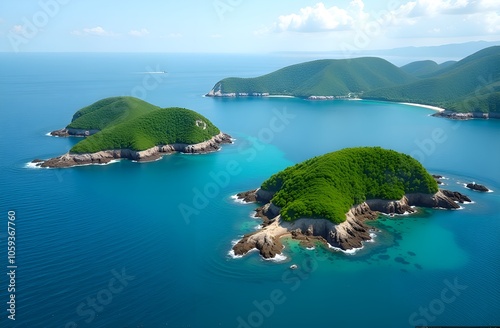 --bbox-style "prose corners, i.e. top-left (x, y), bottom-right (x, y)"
top-left (0, 53), bottom-right (499, 327)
